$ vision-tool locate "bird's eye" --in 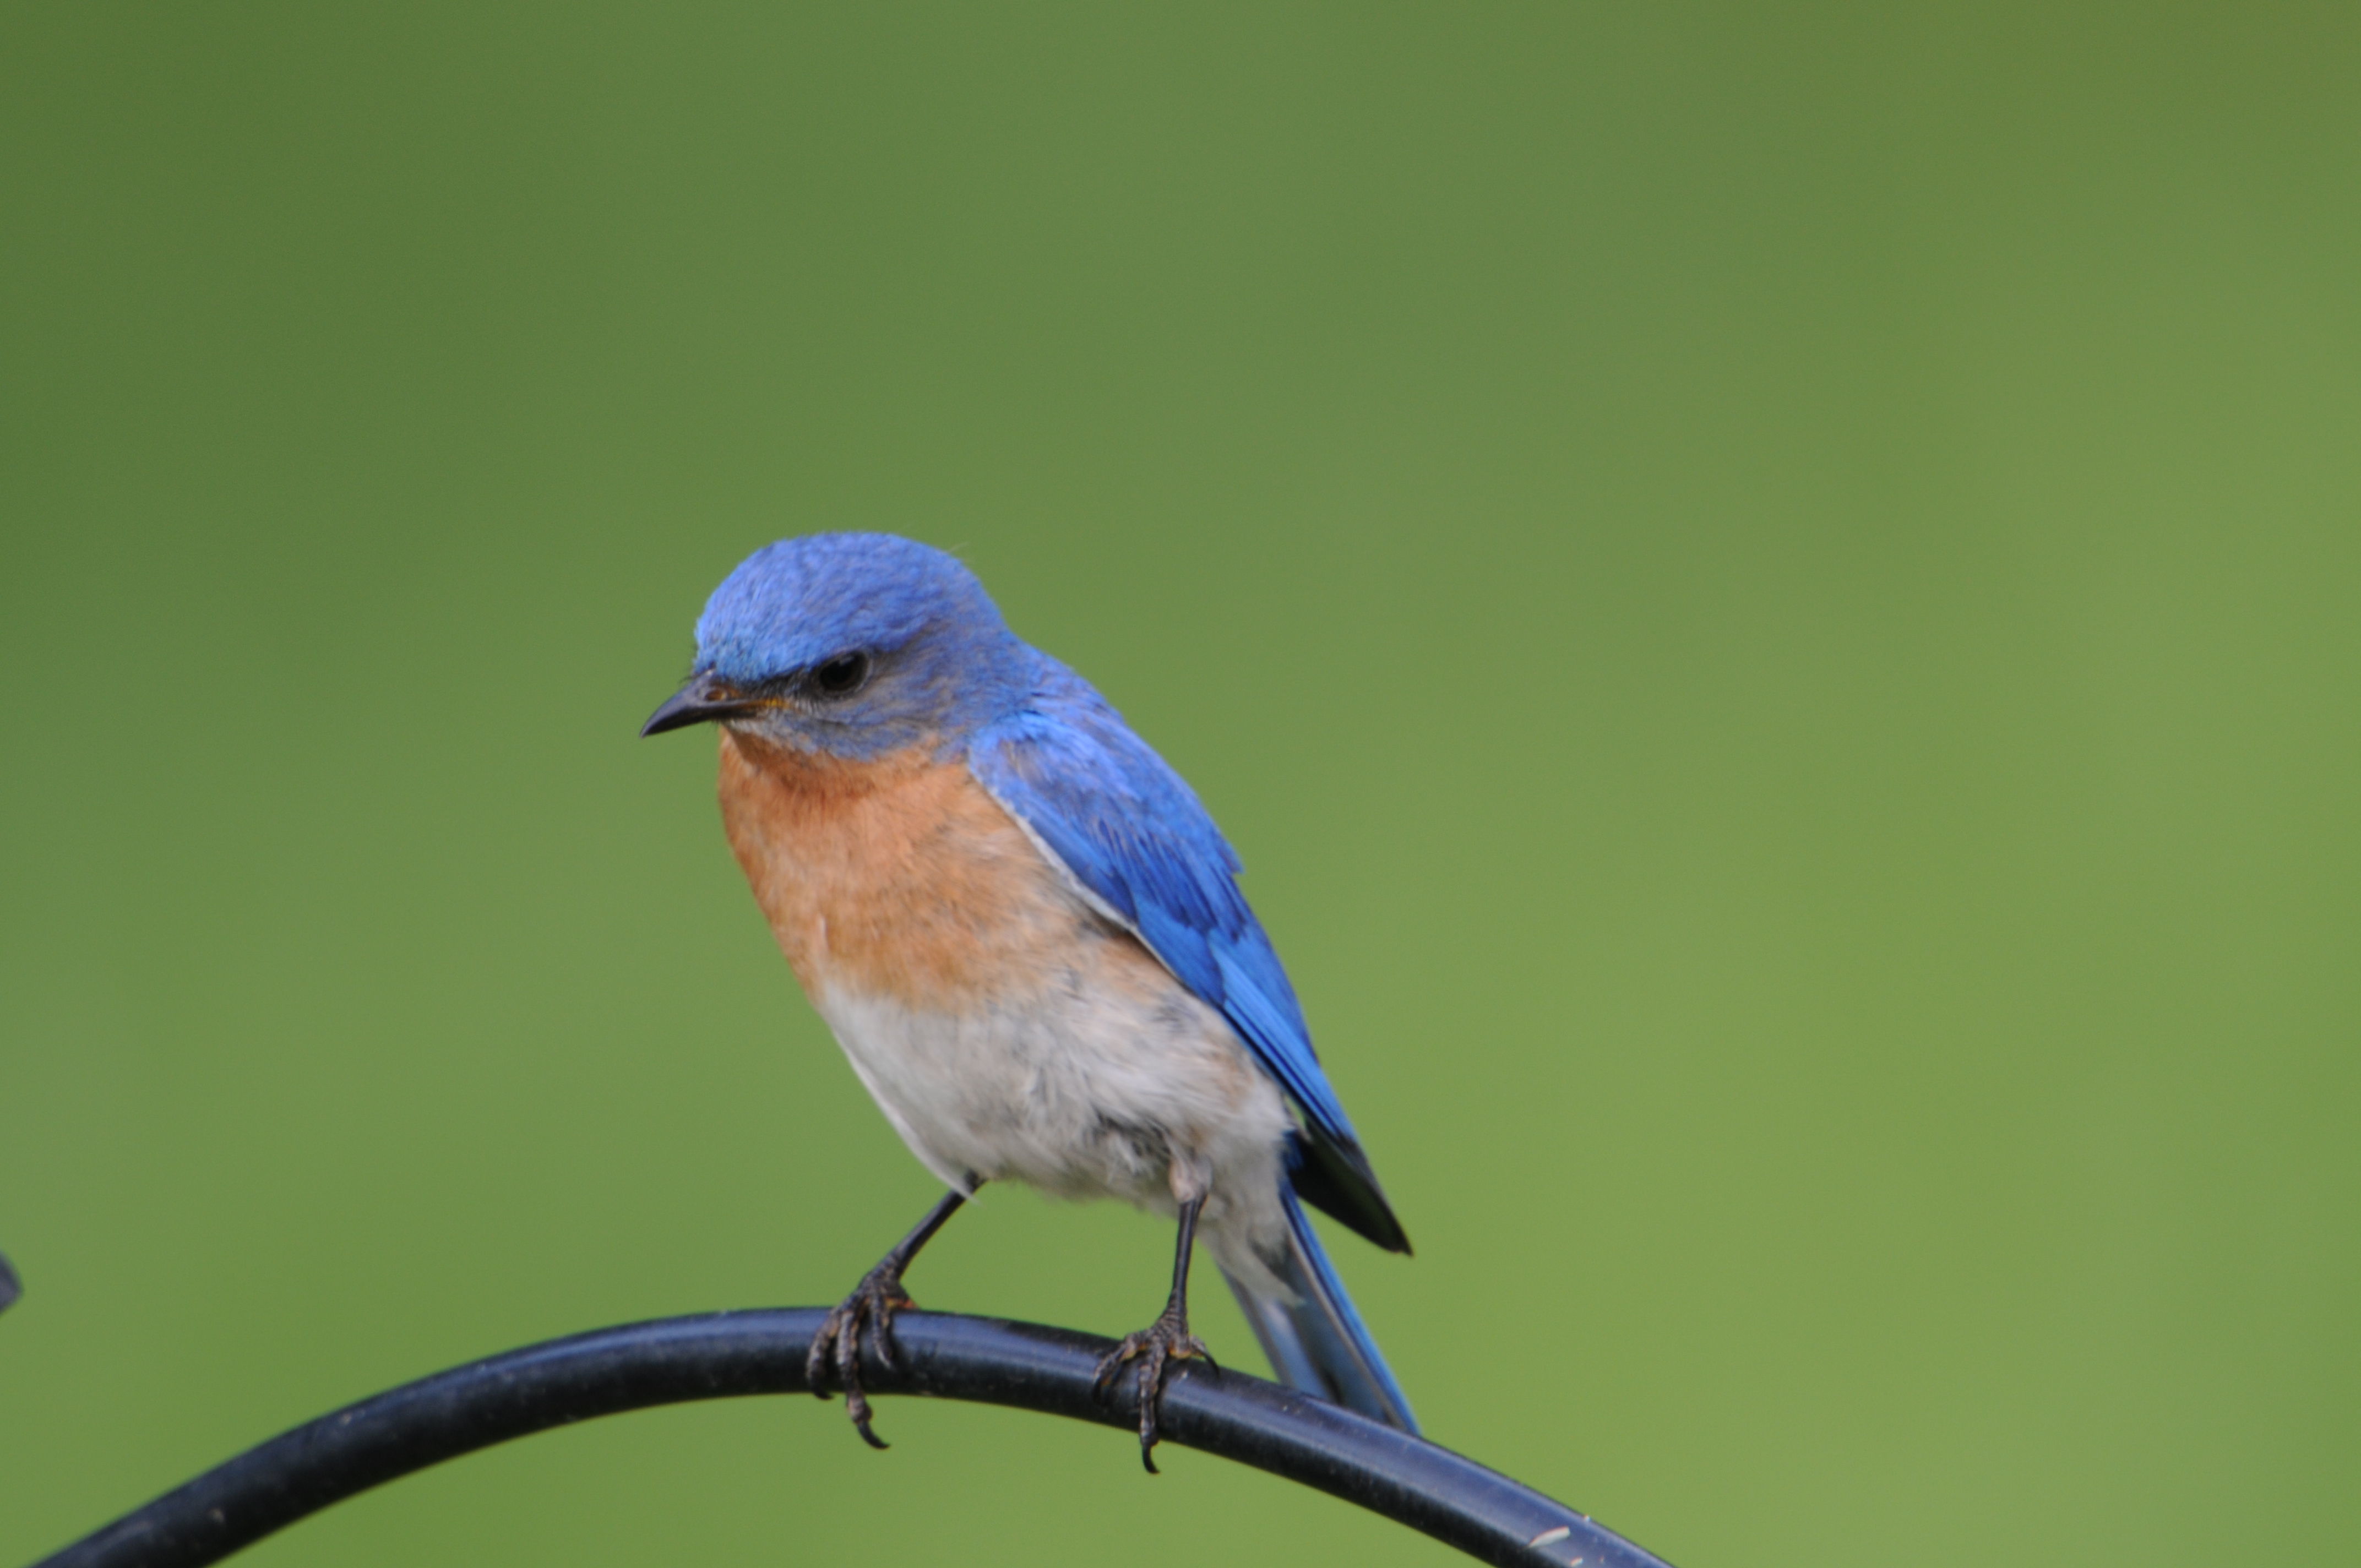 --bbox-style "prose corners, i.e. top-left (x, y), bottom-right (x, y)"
top-left (808, 651), bottom-right (872, 699)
